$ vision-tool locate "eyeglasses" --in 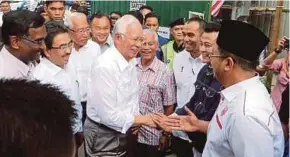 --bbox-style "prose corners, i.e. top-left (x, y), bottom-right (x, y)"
top-left (119, 33), bottom-right (144, 43)
top-left (69, 27), bottom-right (91, 34)
top-left (51, 40), bottom-right (74, 50)
top-left (208, 54), bottom-right (226, 58)
top-left (21, 36), bottom-right (44, 45)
